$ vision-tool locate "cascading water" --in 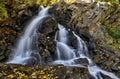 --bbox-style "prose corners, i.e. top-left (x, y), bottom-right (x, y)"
top-left (6, 6), bottom-right (49, 65)
top-left (55, 24), bottom-right (76, 60)
top-left (73, 31), bottom-right (119, 79)
top-left (54, 24), bottom-right (77, 65)
top-left (54, 24), bottom-right (119, 79)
